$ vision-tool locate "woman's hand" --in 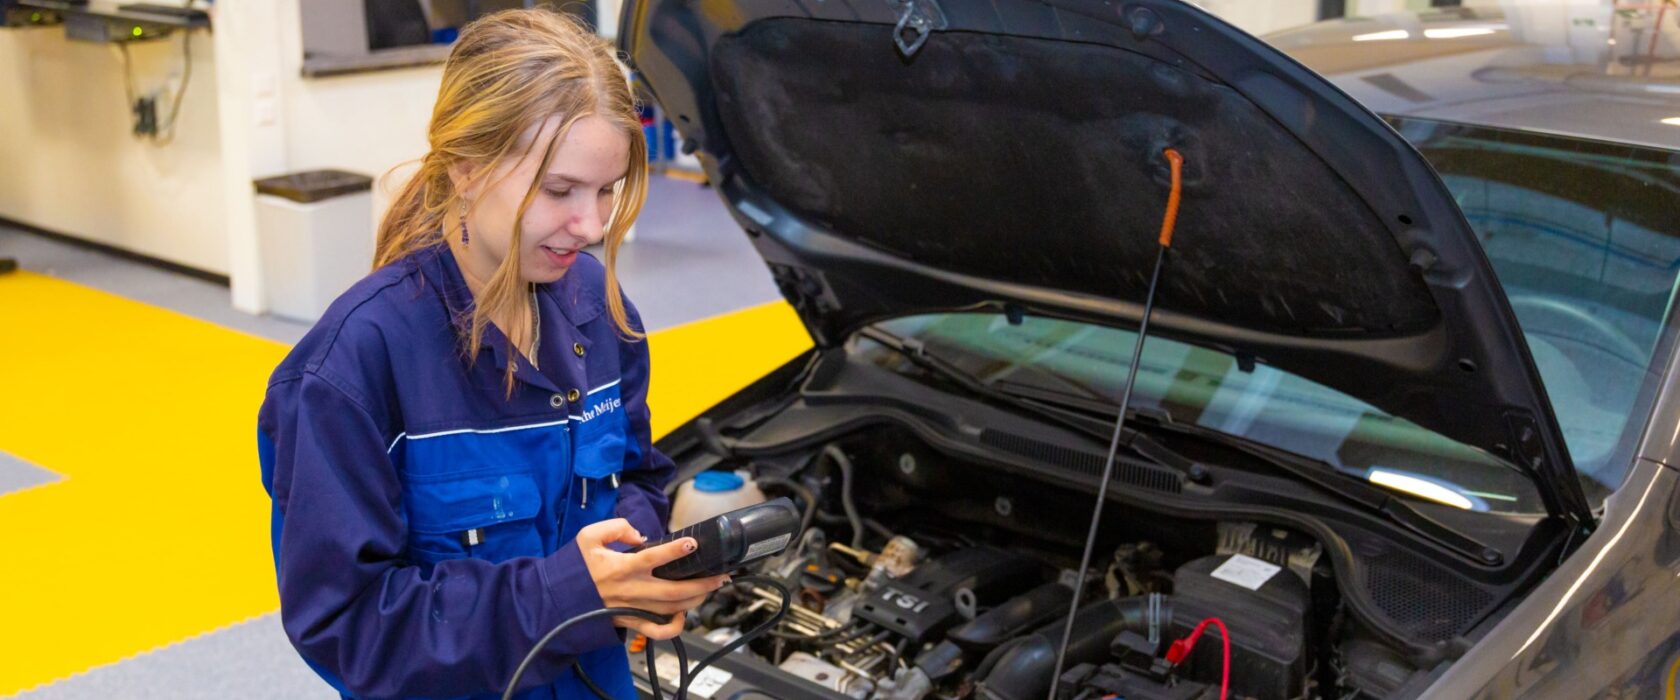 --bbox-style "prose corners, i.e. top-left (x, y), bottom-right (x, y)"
top-left (576, 518), bottom-right (730, 640)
